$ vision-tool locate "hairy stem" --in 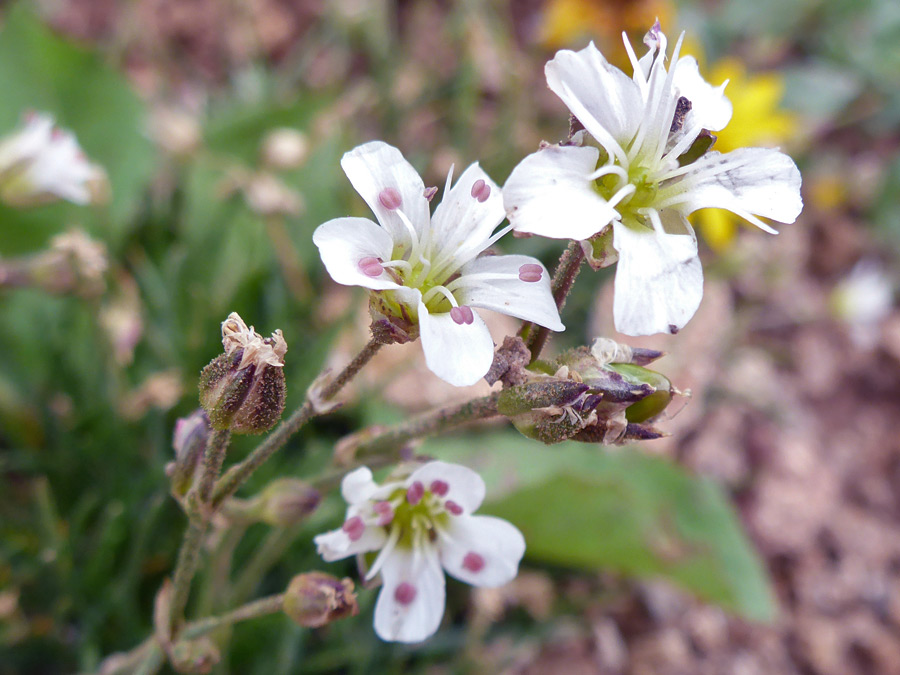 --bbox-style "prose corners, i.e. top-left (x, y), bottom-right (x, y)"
top-left (519, 240), bottom-right (585, 361)
top-left (350, 392), bottom-right (502, 462)
top-left (168, 428), bottom-right (231, 631)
